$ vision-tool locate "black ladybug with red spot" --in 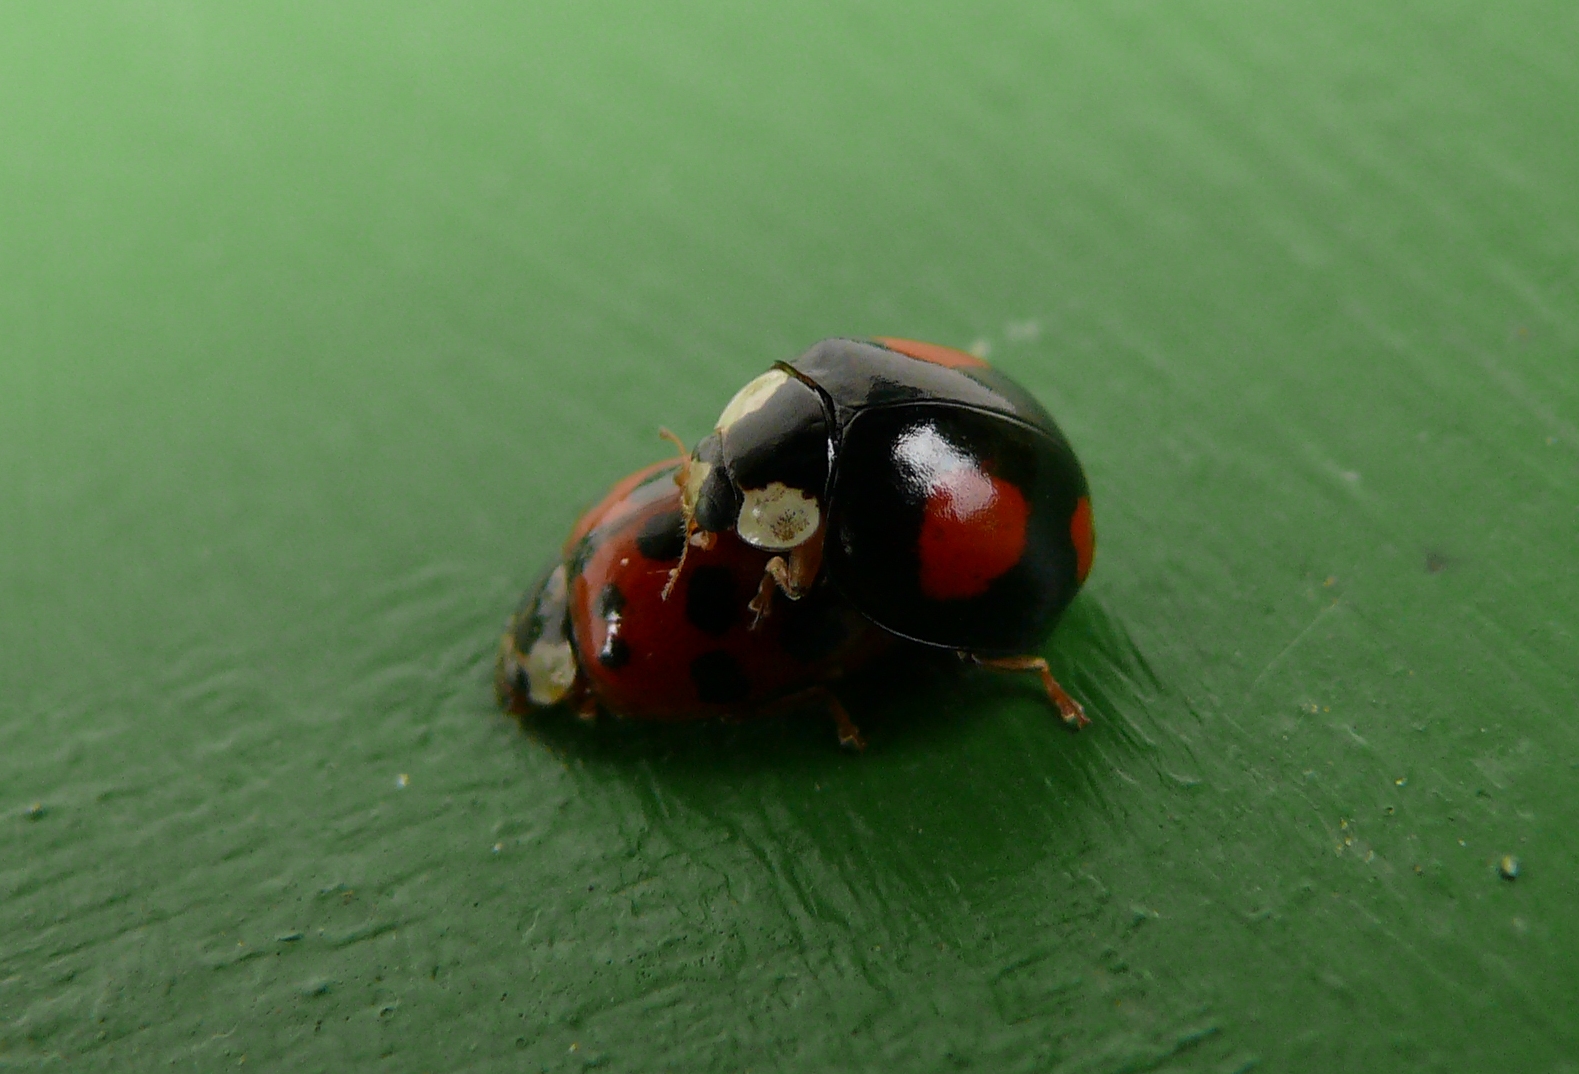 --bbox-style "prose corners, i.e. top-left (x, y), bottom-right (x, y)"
top-left (497, 337), bottom-right (1095, 747)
